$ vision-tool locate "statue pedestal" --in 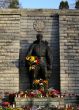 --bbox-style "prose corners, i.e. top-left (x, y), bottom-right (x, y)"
top-left (15, 97), bottom-right (64, 107)
top-left (15, 96), bottom-right (78, 107)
